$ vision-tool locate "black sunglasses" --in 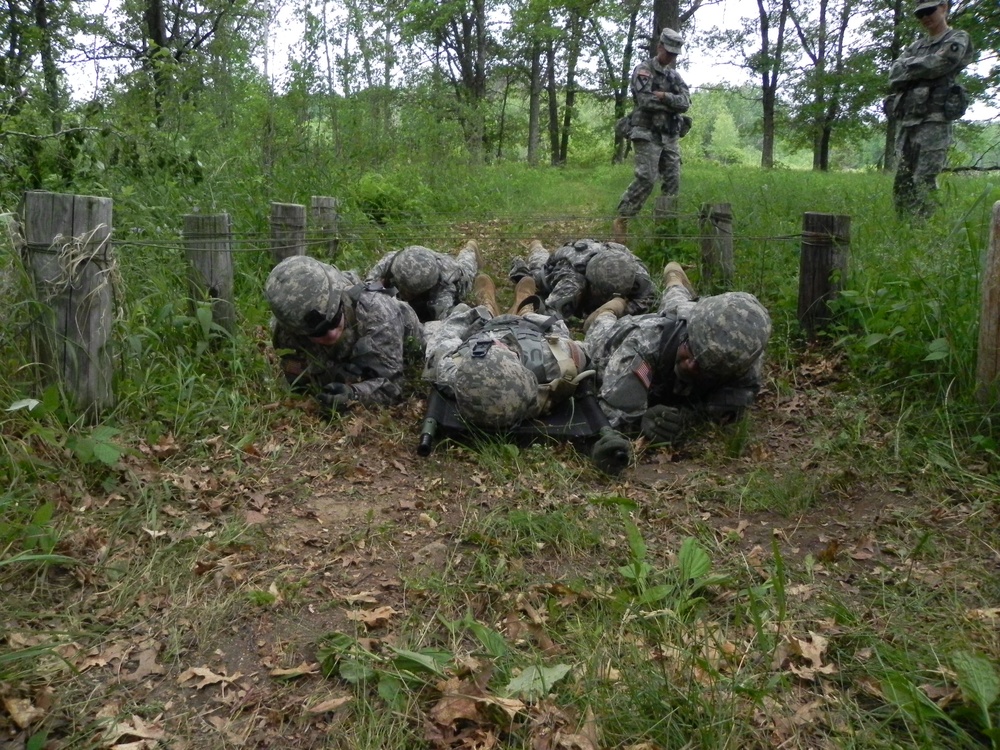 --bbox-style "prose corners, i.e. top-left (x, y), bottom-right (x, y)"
top-left (303, 302), bottom-right (344, 338)
top-left (915, 5), bottom-right (939, 17)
